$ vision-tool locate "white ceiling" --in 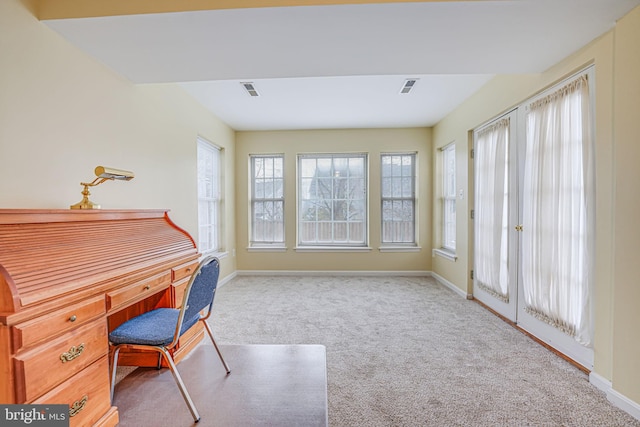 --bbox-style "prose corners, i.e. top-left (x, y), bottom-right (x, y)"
top-left (44, 0), bottom-right (640, 131)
